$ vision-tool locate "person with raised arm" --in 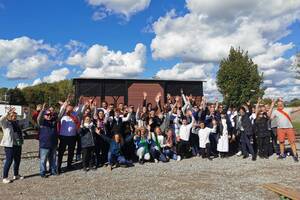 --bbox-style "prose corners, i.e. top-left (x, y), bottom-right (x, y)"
top-left (1, 107), bottom-right (29, 184)
top-left (236, 106), bottom-right (256, 161)
top-left (176, 109), bottom-right (195, 161)
top-left (192, 120), bottom-right (217, 160)
top-left (95, 128), bottom-right (134, 171)
top-left (57, 94), bottom-right (81, 174)
top-left (269, 98), bottom-right (300, 162)
top-left (37, 103), bottom-right (58, 178)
